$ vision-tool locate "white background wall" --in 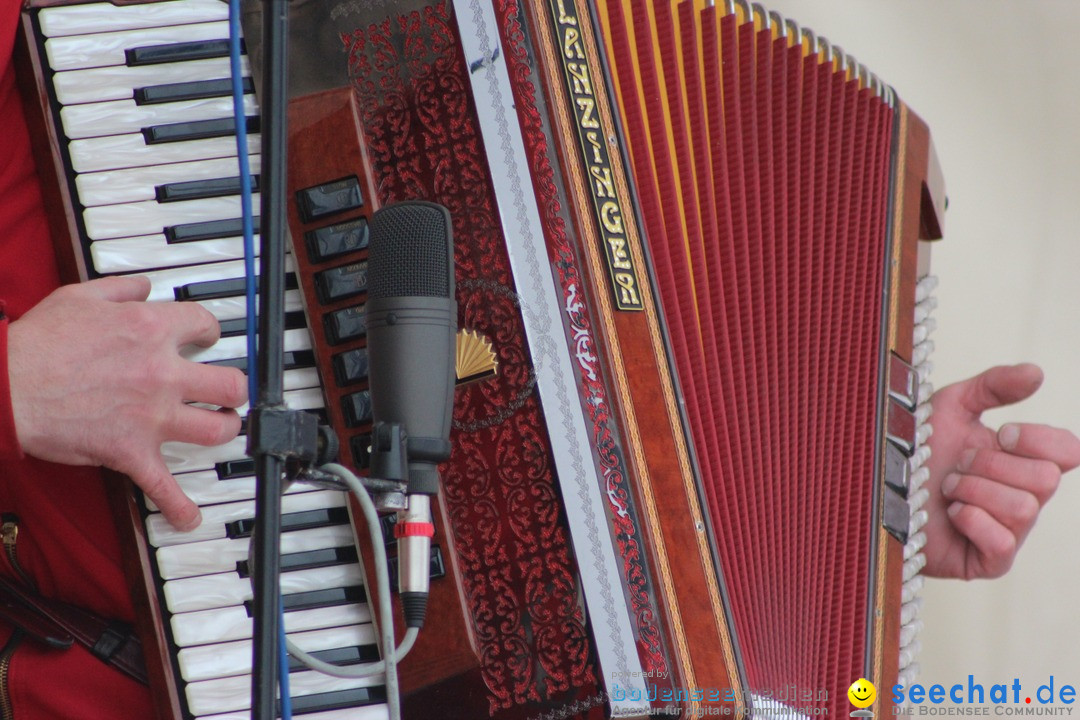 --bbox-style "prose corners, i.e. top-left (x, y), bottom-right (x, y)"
top-left (760, 0), bottom-right (1080, 692)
